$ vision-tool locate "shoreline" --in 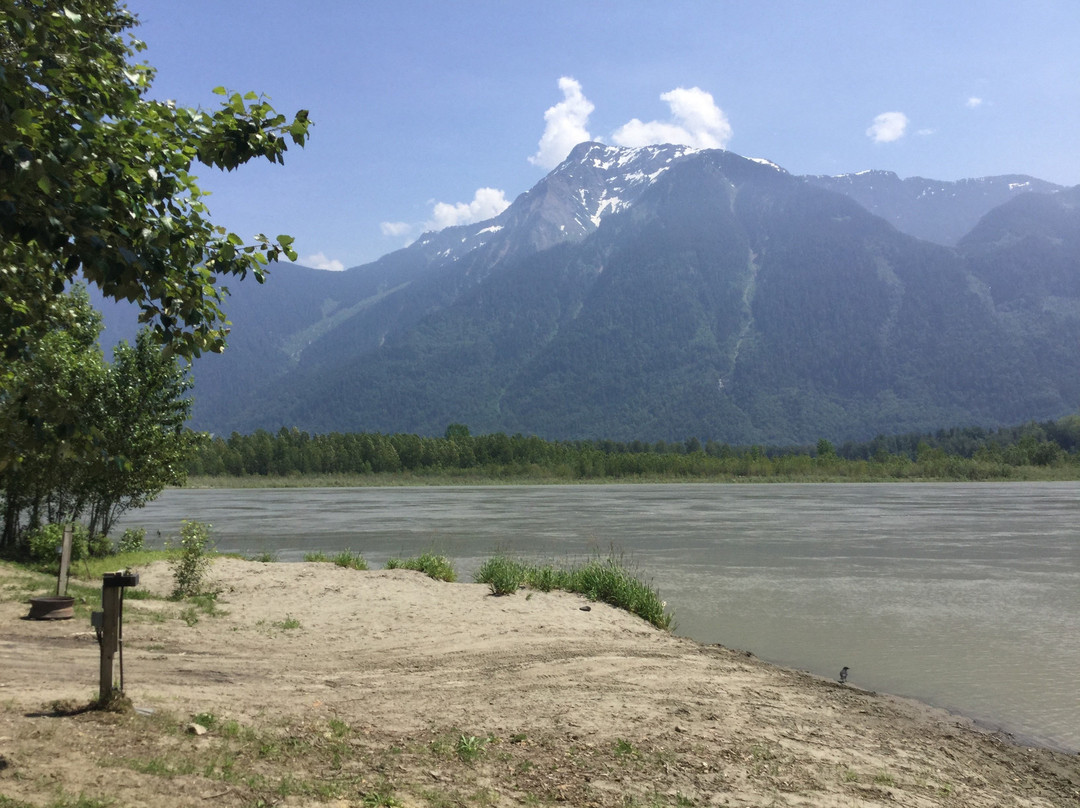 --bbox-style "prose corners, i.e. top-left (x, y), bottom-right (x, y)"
top-left (2, 557), bottom-right (1078, 806)
top-left (181, 469), bottom-right (1080, 488)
